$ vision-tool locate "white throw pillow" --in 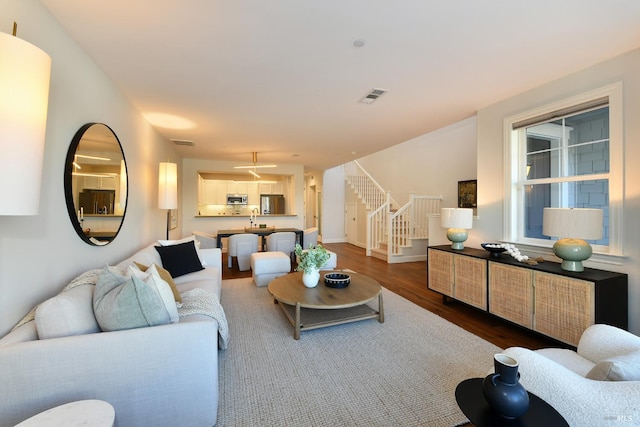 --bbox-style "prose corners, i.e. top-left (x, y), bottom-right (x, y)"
top-left (158, 235), bottom-right (200, 248)
top-left (35, 285), bottom-right (100, 339)
top-left (586, 350), bottom-right (640, 381)
top-left (128, 265), bottom-right (179, 323)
